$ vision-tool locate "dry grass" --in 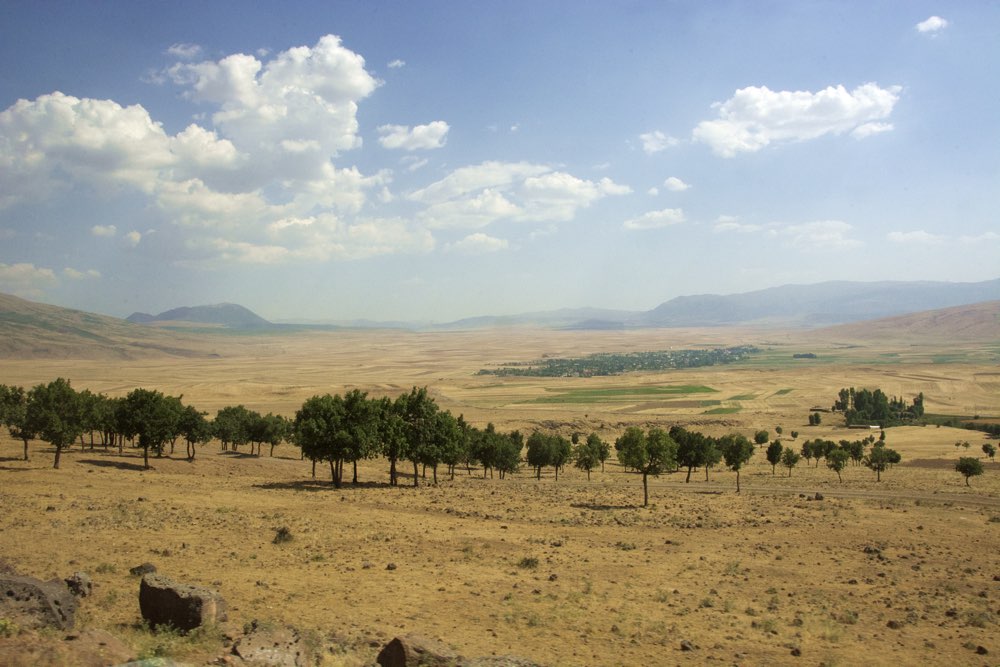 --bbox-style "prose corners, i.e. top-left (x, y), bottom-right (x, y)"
top-left (1, 328), bottom-right (998, 665)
